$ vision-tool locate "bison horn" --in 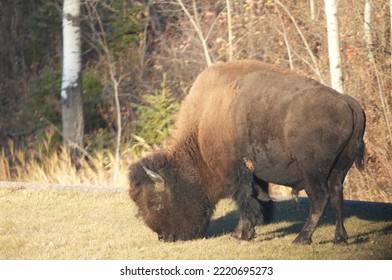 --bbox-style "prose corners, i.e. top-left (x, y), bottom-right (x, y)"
top-left (142, 166), bottom-right (166, 192)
